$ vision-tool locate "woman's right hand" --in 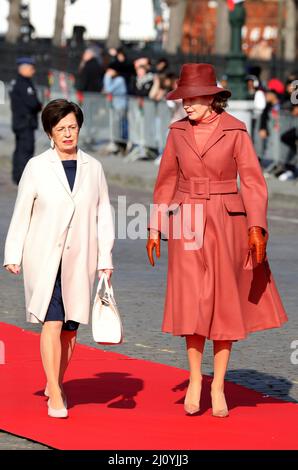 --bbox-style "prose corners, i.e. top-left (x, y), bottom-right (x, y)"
top-left (146, 230), bottom-right (161, 266)
top-left (5, 264), bottom-right (21, 275)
